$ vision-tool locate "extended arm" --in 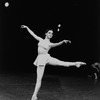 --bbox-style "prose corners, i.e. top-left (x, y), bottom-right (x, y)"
top-left (92, 63), bottom-right (100, 72)
top-left (92, 63), bottom-right (99, 67)
top-left (21, 25), bottom-right (42, 41)
top-left (93, 62), bottom-right (100, 69)
top-left (50, 40), bottom-right (71, 48)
